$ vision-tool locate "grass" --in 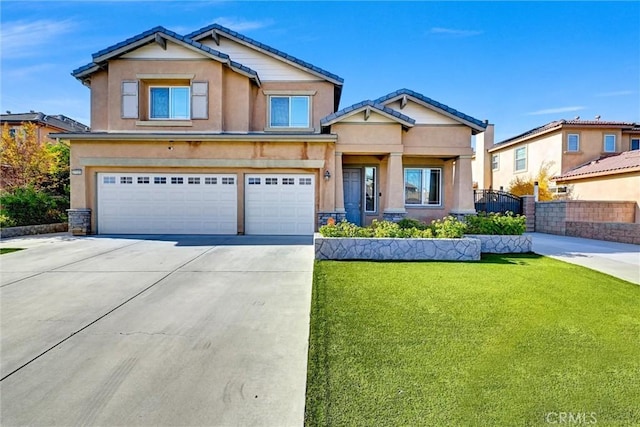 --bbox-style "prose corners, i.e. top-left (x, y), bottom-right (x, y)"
top-left (305, 255), bottom-right (640, 426)
top-left (0, 248), bottom-right (24, 255)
